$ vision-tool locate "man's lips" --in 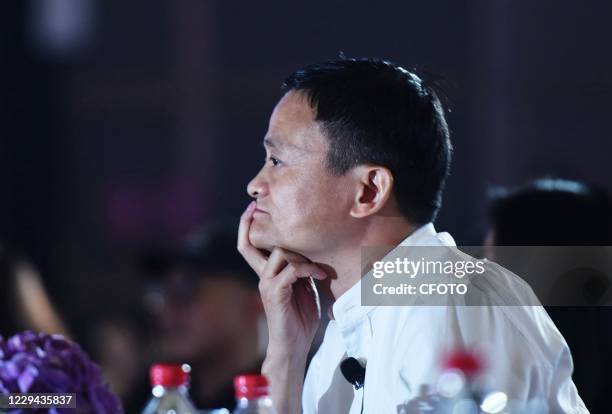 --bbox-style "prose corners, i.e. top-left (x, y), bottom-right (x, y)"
top-left (254, 207), bottom-right (269, 215)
